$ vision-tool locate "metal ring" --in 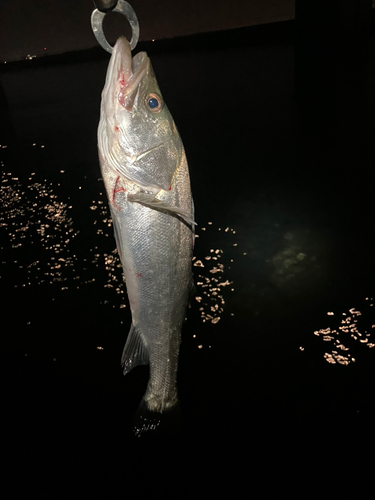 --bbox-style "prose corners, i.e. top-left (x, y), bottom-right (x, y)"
top-left (91, 0), bottom-right (140, 53)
